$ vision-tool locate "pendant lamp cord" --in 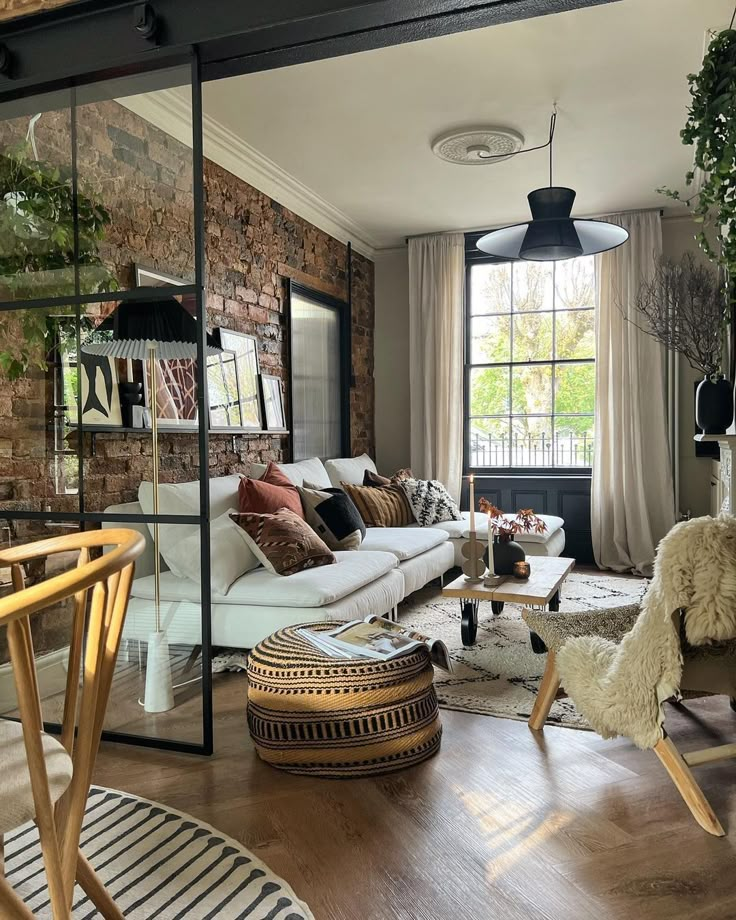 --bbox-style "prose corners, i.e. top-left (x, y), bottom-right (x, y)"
top-left (477, 102), bottom-right (558, 166)
top-left (730, 3), bottom-right (735, 28)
